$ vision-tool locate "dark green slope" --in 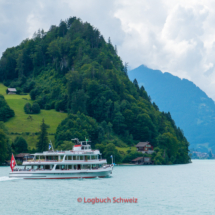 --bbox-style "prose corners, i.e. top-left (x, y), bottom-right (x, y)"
top-left (0, 17), bottom-right (190, 164)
